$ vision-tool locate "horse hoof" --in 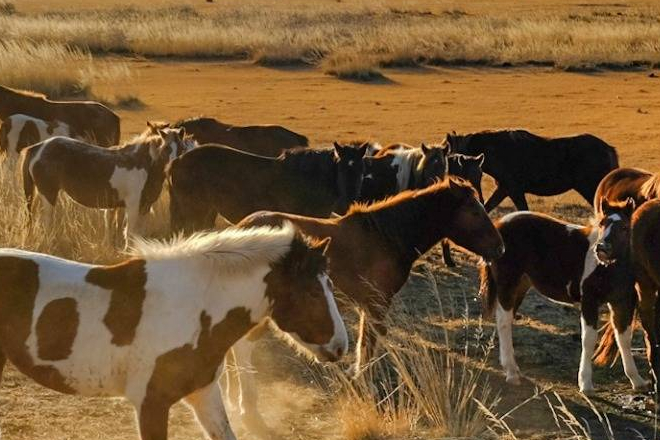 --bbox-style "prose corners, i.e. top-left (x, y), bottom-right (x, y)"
top-left (633, 380), bottom-right (653, 392)
top-left (505, 375), bottom-right (521, 386)
top-left (580, 388), bottom-right (596, 397)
